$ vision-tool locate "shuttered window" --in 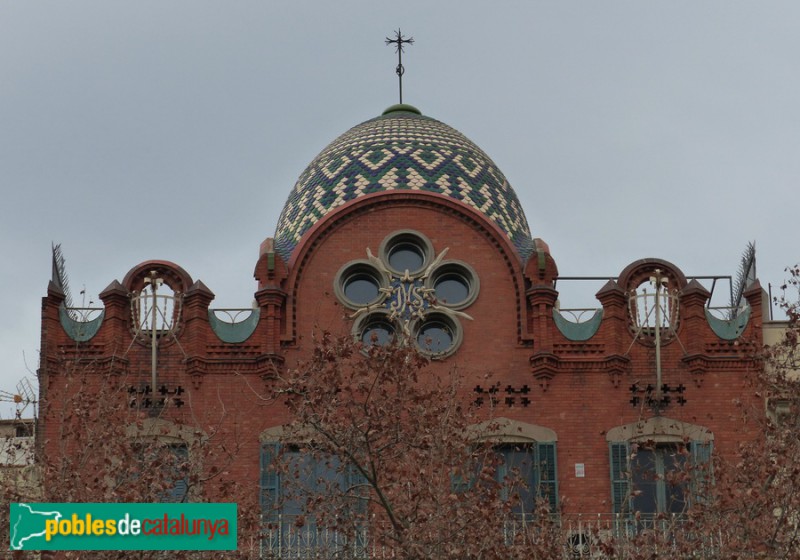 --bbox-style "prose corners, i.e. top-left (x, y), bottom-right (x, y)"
top-left (131, 441), bottom-right (189, 503)
top-left (495, 441), bottom-right (558, 514)
top-left (690, 441), bottom-right (713, 505)
top-left (609, 442), bottom-right (631, 515)
top-left (164, 443), bottom-right (189, 503)
top-left (609, 440), bottom-right (712, 516)
top-left (260, 443), bottom-right (367, 519)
